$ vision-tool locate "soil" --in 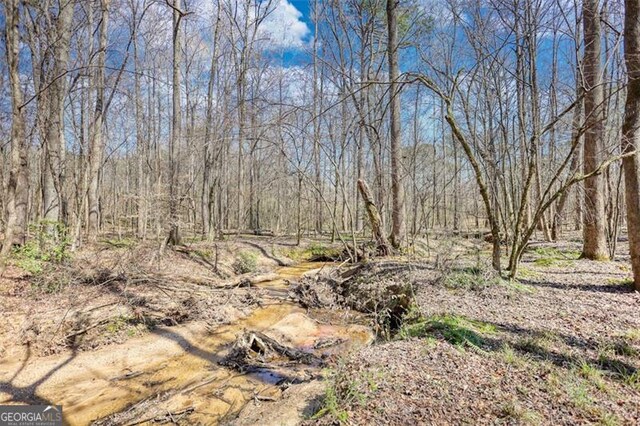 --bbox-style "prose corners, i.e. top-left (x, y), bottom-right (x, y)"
top-left (0, 236), bottom-right (373, 425)
top-left (0, 237), bottom-right (296, 358)
top-left (307, 238), bottom-right (640, 425)
top-left (2, 234), bottom-right (639, 425)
